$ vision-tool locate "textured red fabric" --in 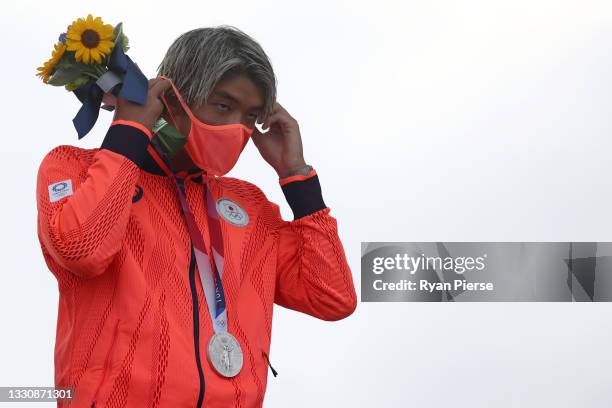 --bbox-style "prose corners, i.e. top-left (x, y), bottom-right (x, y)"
top-left (36, 142), bottom-right (357, 407)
